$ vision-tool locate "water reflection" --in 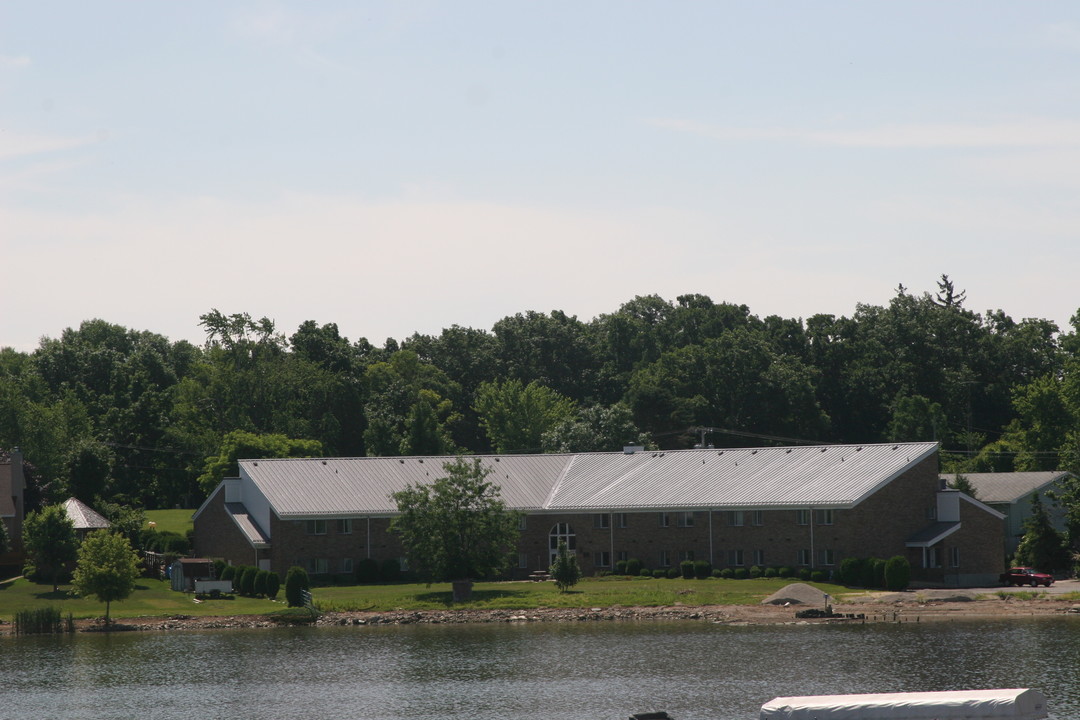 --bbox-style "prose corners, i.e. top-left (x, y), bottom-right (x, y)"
top-left (1, 618), bottom-right (1078, 720)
